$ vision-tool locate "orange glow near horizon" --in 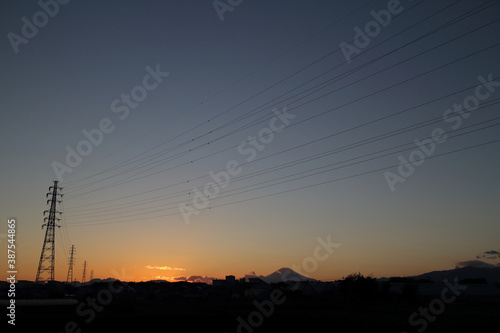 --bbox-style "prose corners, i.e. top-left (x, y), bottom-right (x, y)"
top-left (2, 236), bottom-right (466, 284)
top-left (2, 196), bottom-right (495, 284)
